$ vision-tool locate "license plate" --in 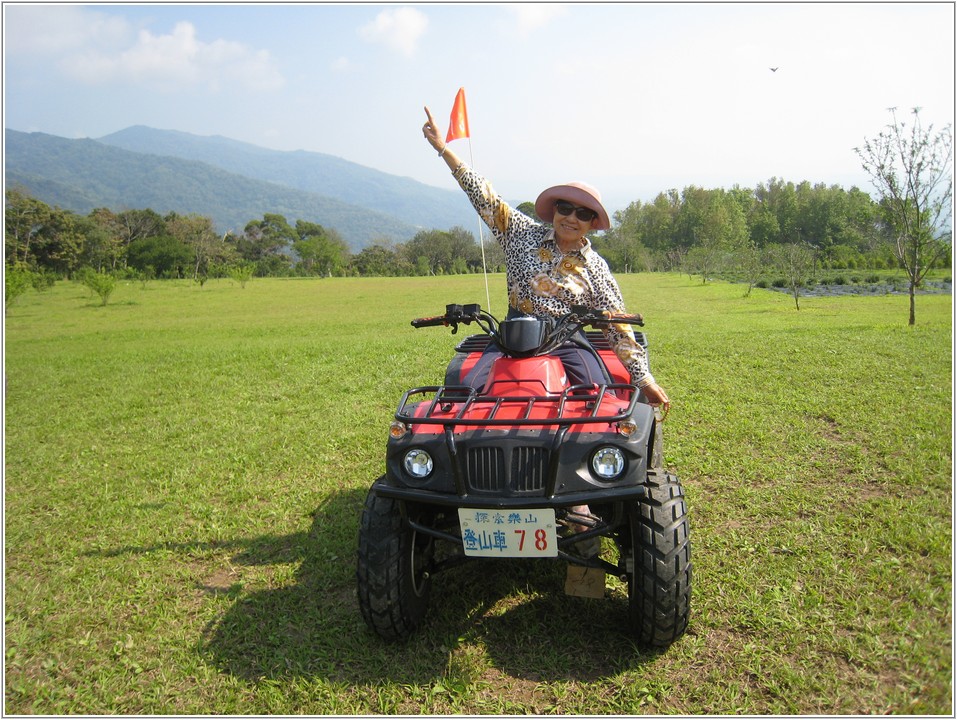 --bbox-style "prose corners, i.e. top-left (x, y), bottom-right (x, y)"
top-left (457, 508), bottom-right (558, 557)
